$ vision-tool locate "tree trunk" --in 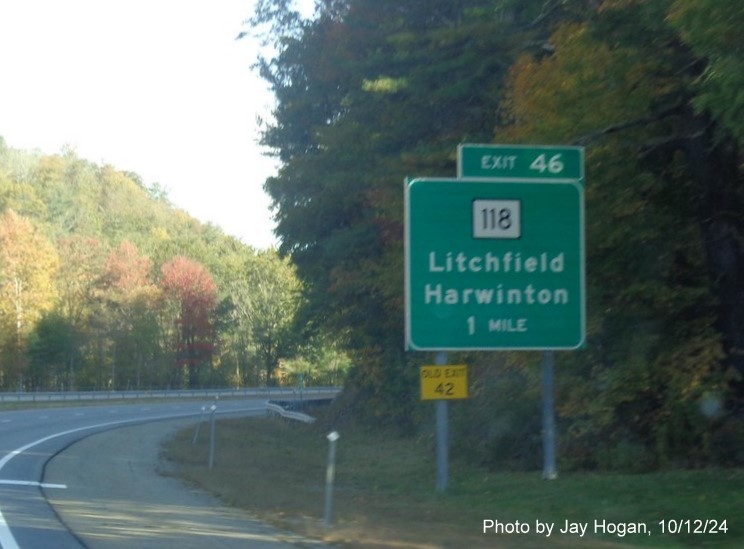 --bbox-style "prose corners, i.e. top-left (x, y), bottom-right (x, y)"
top-left (683, 116), bottom-right (744, 407)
